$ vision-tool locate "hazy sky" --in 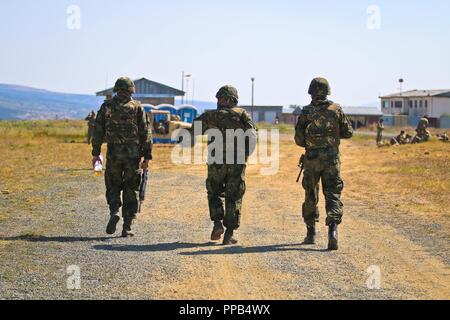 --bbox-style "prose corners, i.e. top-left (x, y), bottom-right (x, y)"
top-left (0, 0), bottom-right (449, 106)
